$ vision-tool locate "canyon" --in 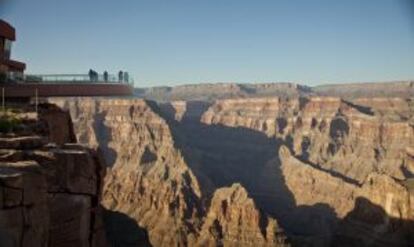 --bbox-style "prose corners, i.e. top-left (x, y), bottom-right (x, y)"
top-left (45, 81), bottom-right (414, 246)
top-left (0, 81), bottom-right (412, 246)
